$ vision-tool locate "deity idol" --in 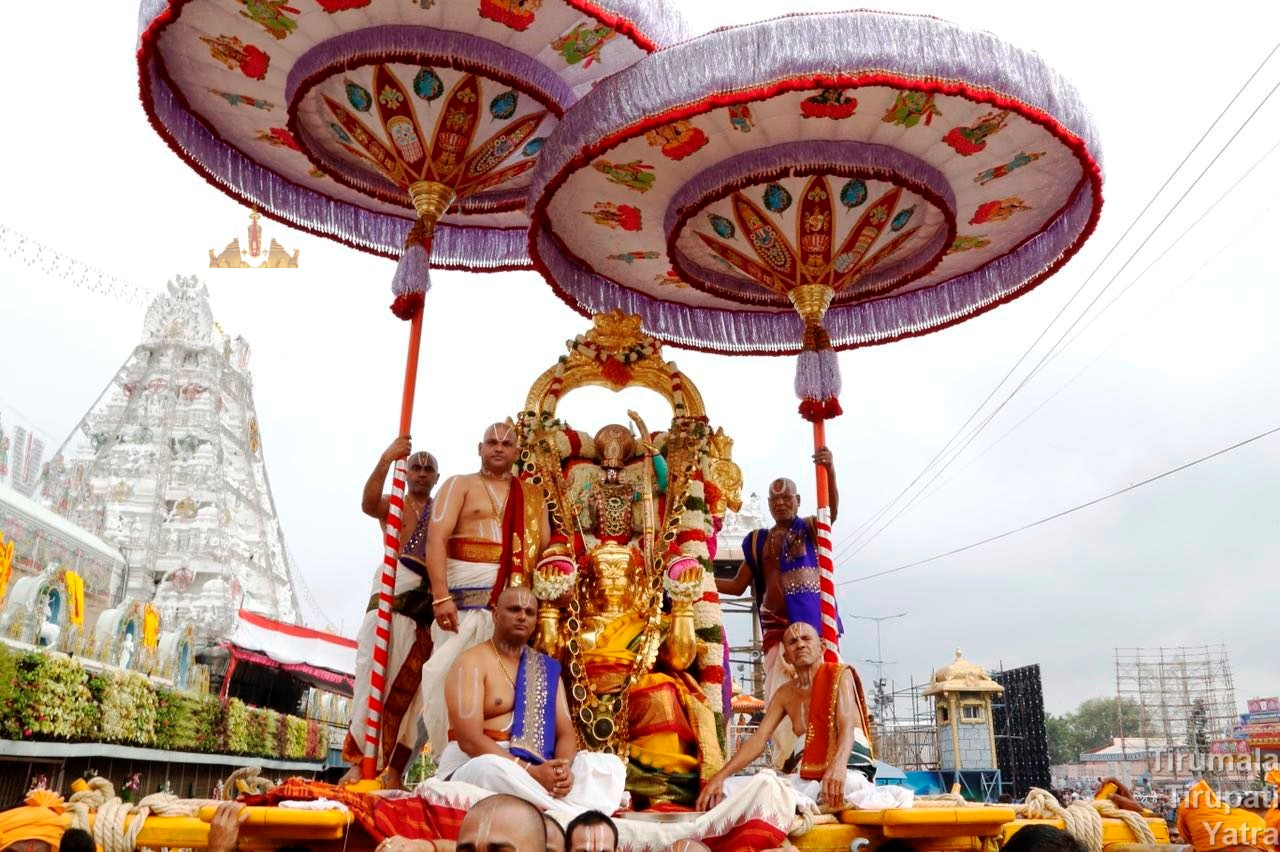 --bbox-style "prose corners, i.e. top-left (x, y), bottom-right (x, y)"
top-left (535, 420), bottom-right (722, 805)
